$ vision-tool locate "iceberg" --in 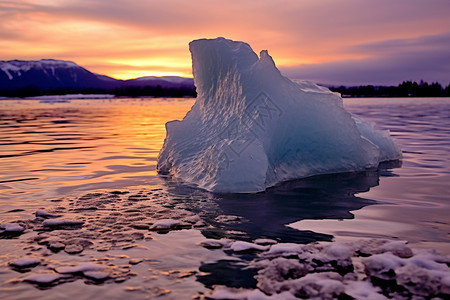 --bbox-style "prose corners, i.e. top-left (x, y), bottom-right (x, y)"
top-left (157, 37), bottom-right (401, 193)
